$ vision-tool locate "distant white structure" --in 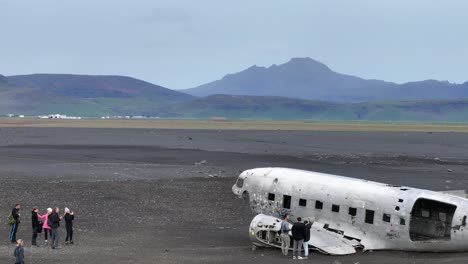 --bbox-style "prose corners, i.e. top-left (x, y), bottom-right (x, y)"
top-left (5, 114), bottom-right (25, 118)
top-left (38, 114), bottom-right (81, 120)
